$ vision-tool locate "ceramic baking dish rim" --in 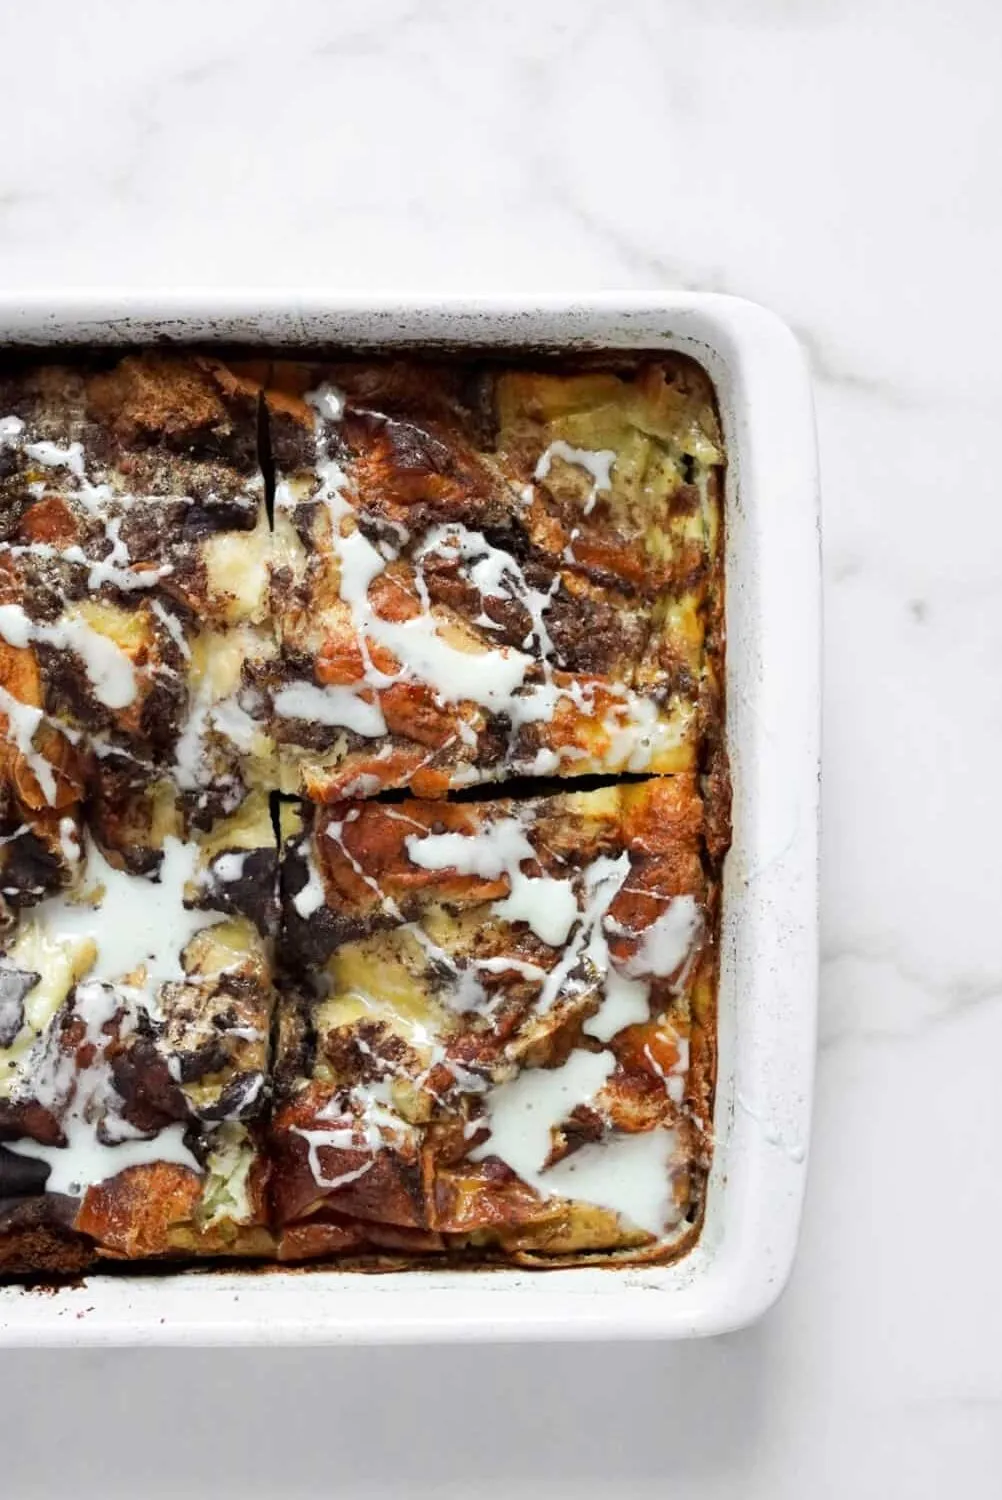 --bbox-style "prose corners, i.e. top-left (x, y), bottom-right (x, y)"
top-left (0, 291), bottom-right (819, 1344)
